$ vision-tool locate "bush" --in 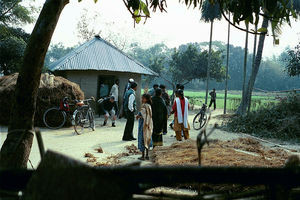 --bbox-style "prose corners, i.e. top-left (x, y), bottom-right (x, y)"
top-left (225, 93), bottom-right (300, 142)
